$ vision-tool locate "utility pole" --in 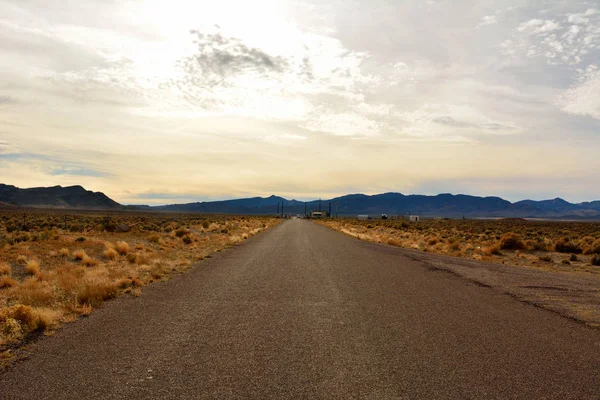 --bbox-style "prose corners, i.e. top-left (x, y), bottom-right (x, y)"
top-left (277, 202), bottom-right (280, 217)
top-left (282, 202), bottom-right (284, 218)
top-left (319, 198), bottom-right (322, 212)
top-left (304, 202), bottom-right (307, 218)
top-left (328, 202), bottom-right (331, 217)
